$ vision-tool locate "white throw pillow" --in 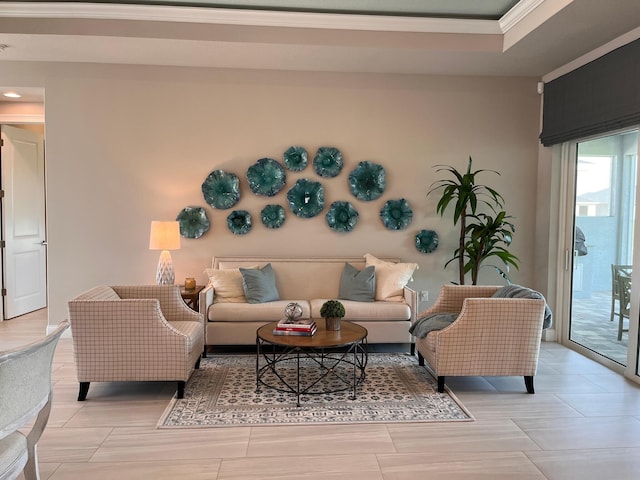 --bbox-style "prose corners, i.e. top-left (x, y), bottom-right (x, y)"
top-left (204, 268), bottom-right (250, 303)
top-left (364, 253), bottom-right (417, 301)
